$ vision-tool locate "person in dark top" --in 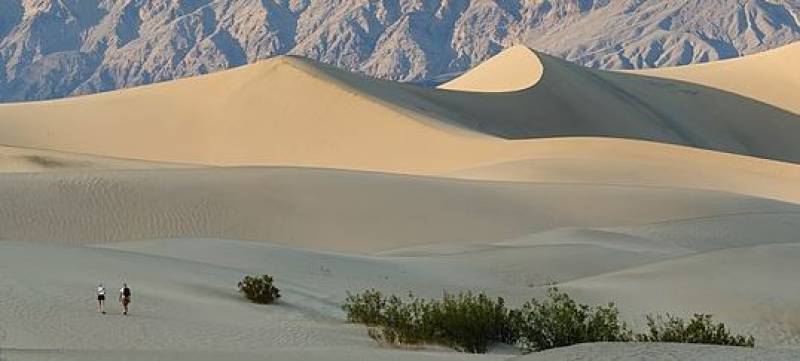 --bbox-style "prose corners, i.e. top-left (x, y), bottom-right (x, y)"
top-left (119, 283), bottom-right (132, 316)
